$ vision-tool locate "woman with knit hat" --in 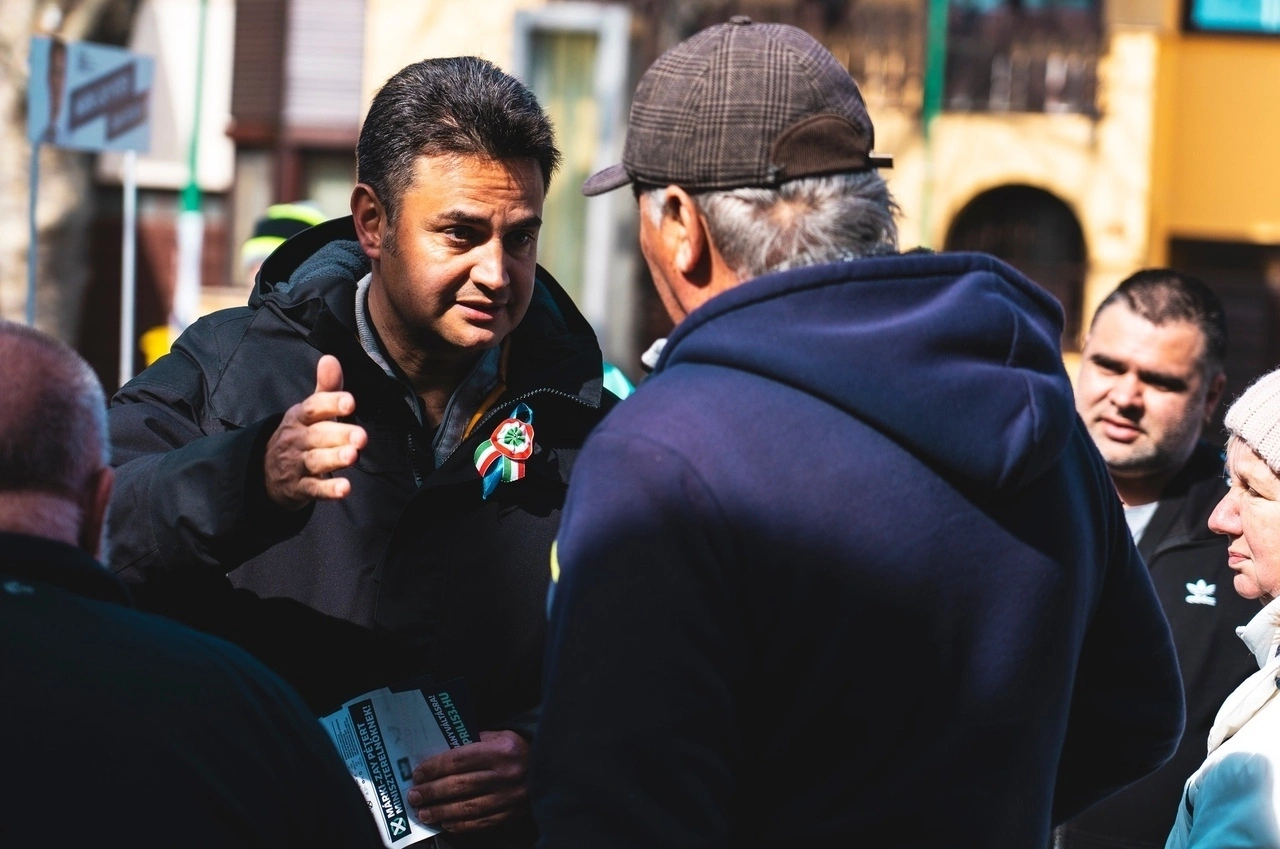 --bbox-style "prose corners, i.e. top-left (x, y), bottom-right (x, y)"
top-left (1167, 367), bottom-right (1280, 847)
